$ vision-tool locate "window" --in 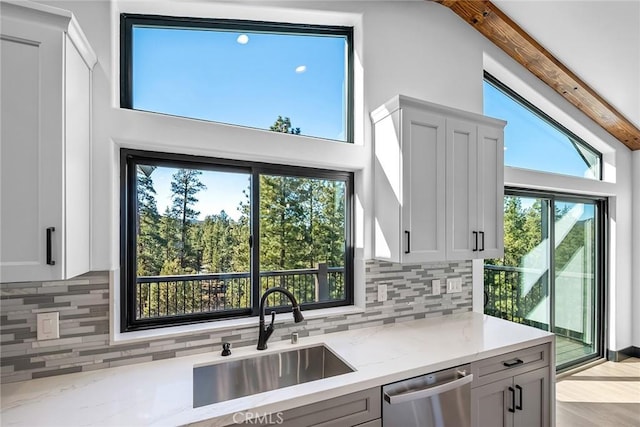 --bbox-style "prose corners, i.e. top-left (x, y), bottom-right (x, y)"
top-left (484, 72), bottom-right (601, 179)
top-left (121, 149), bottom-right (353, 331)
top-left (120, 14), bottom-right (354, 142)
